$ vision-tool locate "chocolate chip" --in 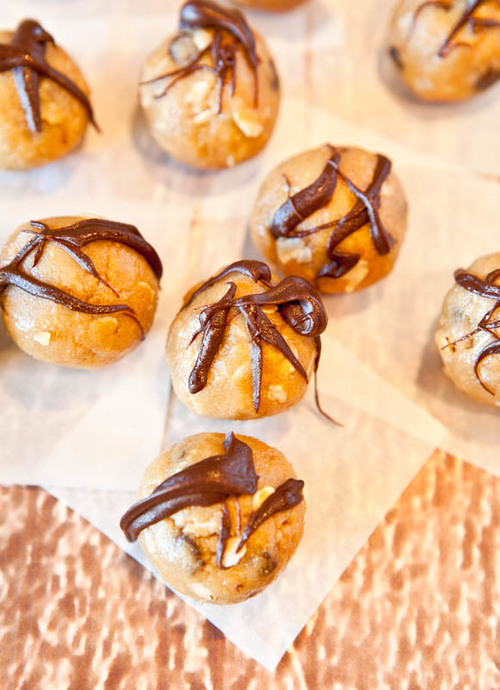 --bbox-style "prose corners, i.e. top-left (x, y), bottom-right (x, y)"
top-left (475, 69), bottom-right (500, 92)
top-left (268, 59), bottom-right (280, 92)
top-left (389, 46), bottom-right (404, 70)
top-left (258, 551), bottom-right (278, 577)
